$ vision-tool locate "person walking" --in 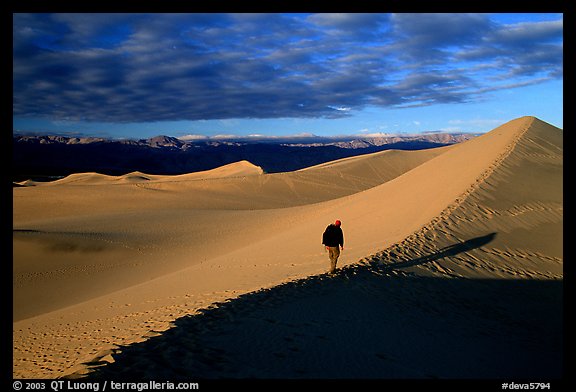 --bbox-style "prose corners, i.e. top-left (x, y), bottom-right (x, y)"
top-left (322, 220), bottom-right (344, 274)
